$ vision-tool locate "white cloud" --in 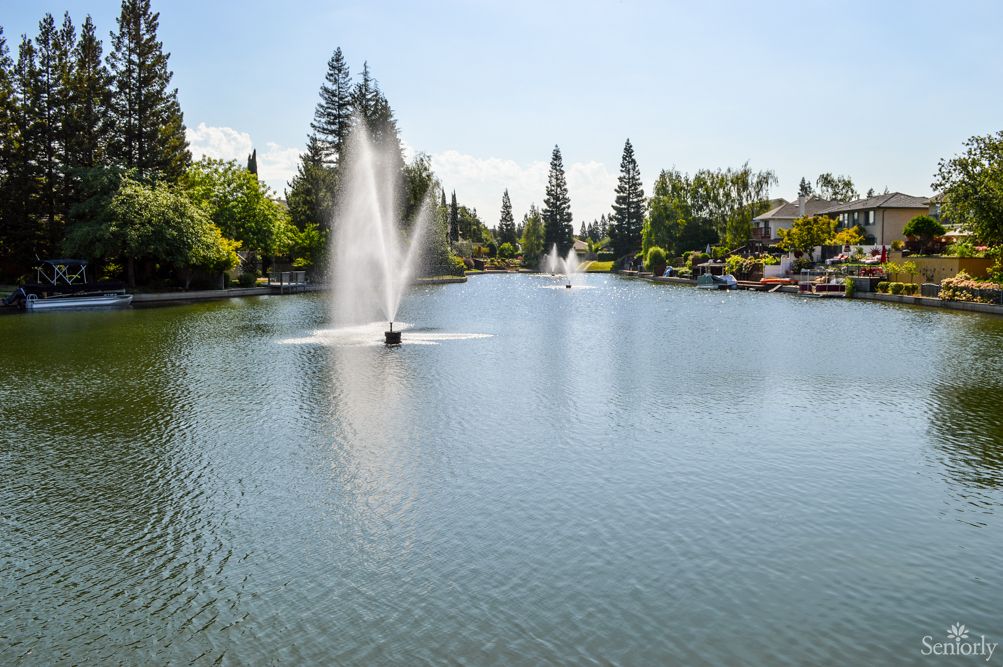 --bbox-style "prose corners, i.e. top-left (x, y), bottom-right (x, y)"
top-left (429, 150), bottom-right (617, 227)
top-left (186, 122), bottom-right (301, 195)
